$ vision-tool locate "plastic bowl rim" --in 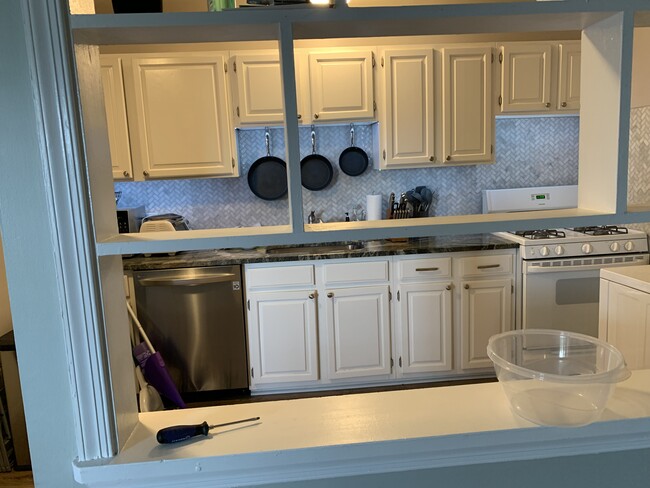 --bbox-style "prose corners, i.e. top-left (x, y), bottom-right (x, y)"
top-left (487, 328), bottom-right (630, 384)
